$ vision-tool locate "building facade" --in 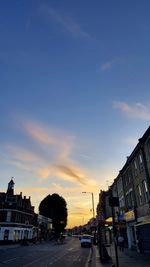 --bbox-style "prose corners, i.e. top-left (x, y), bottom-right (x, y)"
top-left (97, 126), bottom-right (150, 252)
top-left (0, 179), bottom-right (36, 243)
